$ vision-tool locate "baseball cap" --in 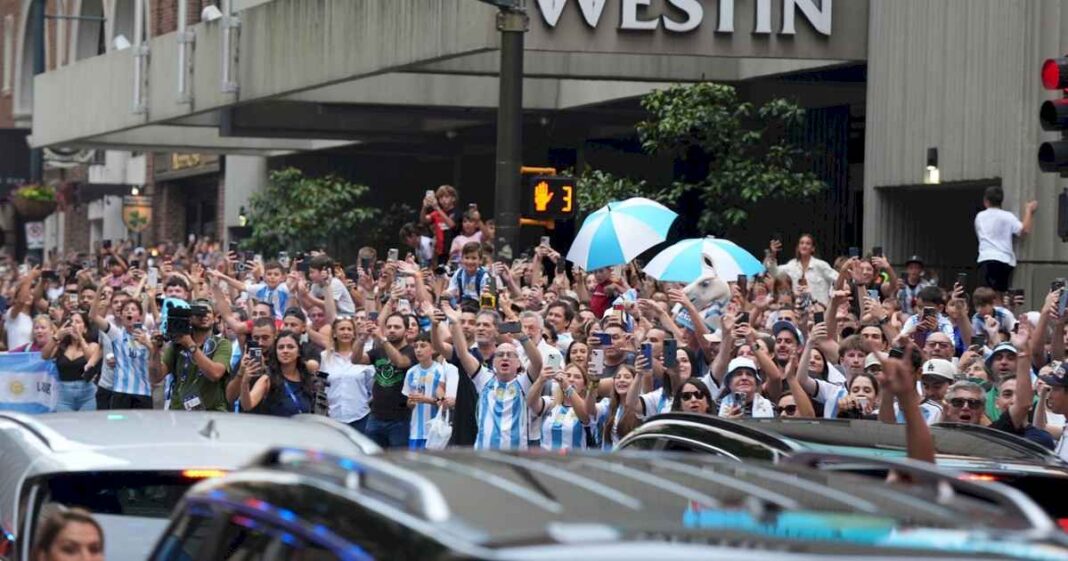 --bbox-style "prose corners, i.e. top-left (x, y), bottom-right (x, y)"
top-left (772, 320), bottom-right (804, 346)
top-left (864, 352), bottom-right (883, 370)
top-left (191, 298), bottom-right (215, 313)
top-left (703, 330), bottom-right (723, 344)
top-left (920, 358), bottom-right (956, 382)
top-left (985, 342), bottom-right (1018, 366)
top-left (905, 255), bottom-right (924, 266)
top-left (1039, 362), bottom-right (1068, 388)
